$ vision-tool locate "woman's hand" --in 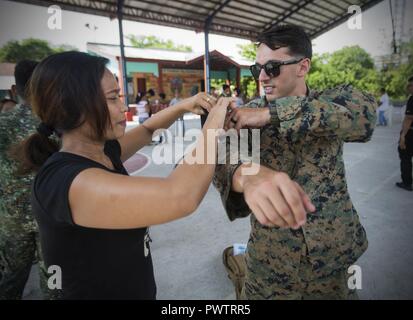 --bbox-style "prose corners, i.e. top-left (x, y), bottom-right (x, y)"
top-left (204, 97), bottom-right (236, 130)
top-left (181, 92), bottom-right (218, 115)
